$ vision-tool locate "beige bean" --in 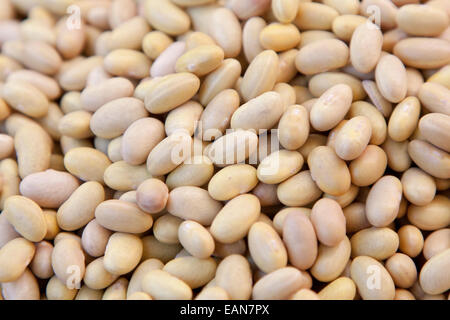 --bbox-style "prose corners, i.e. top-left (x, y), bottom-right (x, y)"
top-left (408, 139), bottom-right (450, 179)
top-left (102, 278), bottom-right (128, 300)
top-left (360, 0), bottom-right (398, 30)
top-left (332, 15), bottom-right (367, 42)
top-left (349, 145), bottom-right (387, 187)
top-left (175, 44), bottom-right (224, 77)
top-left (386, 253), bottom-right (417, 289)
top-left (135, 178), bottom-right (168, 214)
top-left (163, 256), bottom-right (216, 289)
top-left (308, 146), bottom-right (351, 196)
top-left (144, 73), bottom-right (199, 114)
top-left (283, 211), bottom-right (317, 270)
top-left (195, 287), bottom-right (229, 300)
top-left (104, 233), bottom-right (143, 276)
top-left (294, 2), bottom-right (339, 30)
top-left (178, 220), bottom-right (214, 259)
top-left (419, 248), bottom-right (450, 295)
top-left (58, 111), bottom-right (93, 139)
top-left (197, 89), bottom-right (240, 141)
top-left (232, 92), bottom-right (283, 131)
top-left (350, 22), bottom-right (383, 73)
top-left (375, 54), bottom-right (408, 103)
top-left (81, 77), bottom-right (134, 113)
top-left (30, 241), bottom-right (53, 279)
top-left (251, 182), bottom-right (280, 207)
top-left (419, 113), bottom-right (450, 152)
top-left (106, 17), bottom-right (150, 52)
top-left (362, 79), bottom-right (393, 118)
top-left (165, 101), bottom-right (202, 137)
top-left (84, 257), bottom-right (119, 290)
top-left (167, 186), bottom-right (222, 226)
top-left (90, 97), bottom-right (148, 139)
top-left (277, 170), bottom-right (322, 207)
top-left (351, 227), bottom-right (399, 260)
top-left (394, 38), bottom-right (450, 69)
top-left (127, 259), bottom-right (164, 298)
top-left (64, 147), bottom-right (112, 183)
top-left (57, 182), bottom-right (105, 231)
top-left (311, 237), bottom-right (351, 283)
top-left (242, 17), bottom-right (266, 63)
top-left (334, 116), bottom-right (372, 161)
top-left (13, 123), bottom-right (52, 178)
top-left (59, 56), bottom-right (103, 91)
top-left (382, 137), bottom-right (411, 172)
top-left (0, 237), bottom-right (35, 282)
top-left (349, 101), bottom-right (387, 145)
top-left (388, 97), bottom-right (421, 142)
top-left (210, 194), bottom-right (260, 244)
top-left (260, 23), bottom-right (300, 52)
top-left (144, 0), bottom-right (190, 36)
top-left (166, 156), bottom-right (214, 190)
top-left (150, 41), bottom-right (186, 77)
top-left (103, 49), bottom-right (150, 79)
top-left (398, 225), bottom-right (424, 259)
top-left (108, 0), bottom-right (137, 29)
top-left (311, 198), bottom-right (346, 247)
top-left (4, 195), bottom-right (46, 242)
top-left (215, 254), bottom-right (253, 300)
top-left (253, 267), bottom-right (307, 300)
top-left (2, 80), bottom-right (49, 118)
top-left (104, 161), bottom-right (155, 192)
top-left (95, 199), bottom-right (153, 234)
top-left (51, 237), bottom-right (85, 286)
top-left (296, 39), bottom-right (349, 75)
top-left (350, 256), bottom-right (395, 300)
top-left (208, 164), bottom-right (258, 201)
top-left (419, 82), bottom-right (450, 116)
top-left (365, 176), bottom-right (402, 227)
top-left (248, 222), bottom-right (287, 273)
top-left (206, 130), bottom-right (258, 166)
top-left (1, 268), bottom-right (40, 300)
top-left (142, 269), bottom-right (192, 300)
top-left (142, 31), bottom-right (173, 60)
top-left (397, 4), bottom-right (449, 37)
top-left (310, 84), bottom-right (353, 131)
top-left (257, 150), bottom-right (304, 185)
top-left (240, 50), bottom-right (279, 102)
top-left (309, 72), bottom-right (366, 102)
top-left (401, 168), bottom-right (436, 206)
top-left (7, 70), bottom-right (61, 101)
top-left (272, 0), bottom-right (298, 23)
top-left (407, 195), bottom-right (450, 231)
top-left (342, 203), bottom-right (370, 234)
top-left (146, 133), bottom-right (192, 176)
top-left (277, 105), bottom-right (309, 150)
top-left (423, 229), bottom-right (450, 260)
